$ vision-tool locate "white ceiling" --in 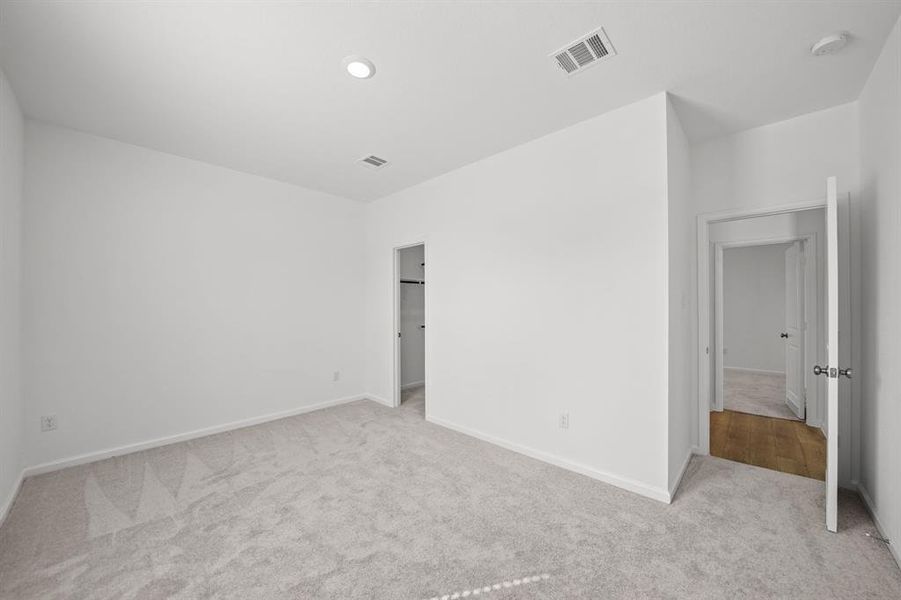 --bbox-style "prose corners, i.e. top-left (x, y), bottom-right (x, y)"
top-left (1, 1), bottom-right (898, 202)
